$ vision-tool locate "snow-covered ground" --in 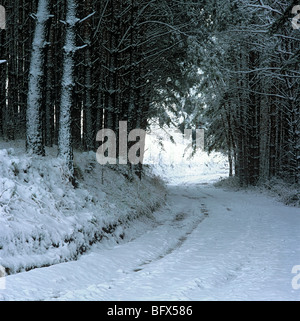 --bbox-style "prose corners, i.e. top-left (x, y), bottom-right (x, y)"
top-left (1, 176), bottom-right (300, 300)
top-left (0, 126), bottom-right (300, 301)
